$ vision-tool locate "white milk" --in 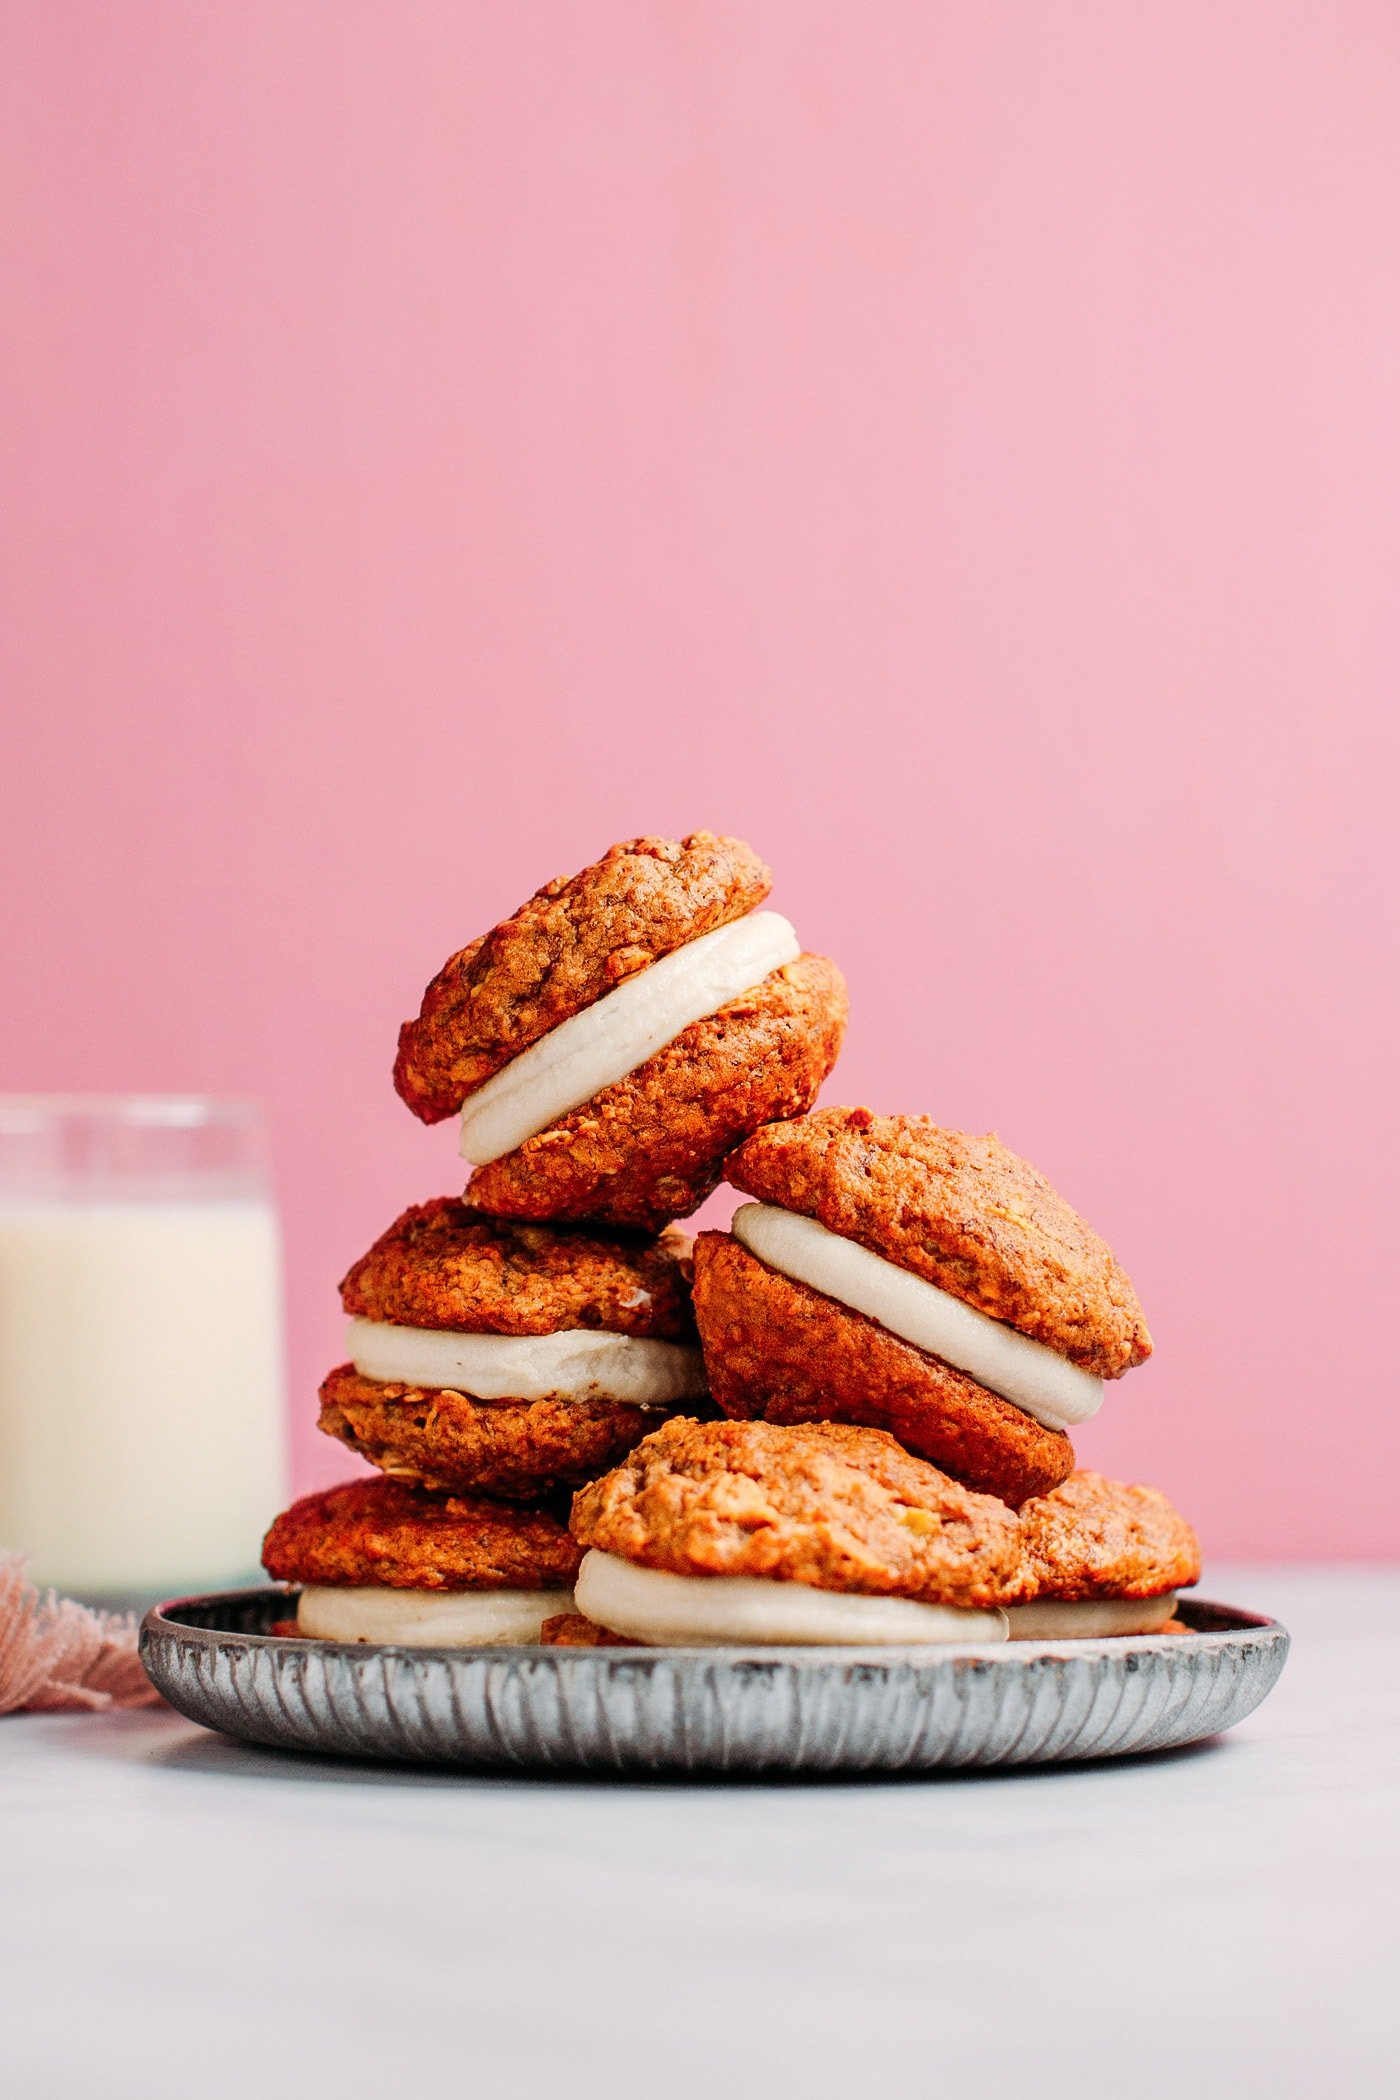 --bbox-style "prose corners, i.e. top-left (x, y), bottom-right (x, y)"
top-left (0, 1198), bottom-right (287, 1593)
